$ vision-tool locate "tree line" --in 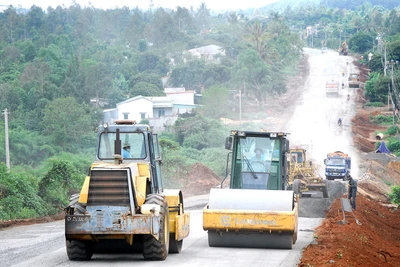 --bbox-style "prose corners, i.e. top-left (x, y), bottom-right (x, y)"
top-left (0, 2), bottom-right (399, 219)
